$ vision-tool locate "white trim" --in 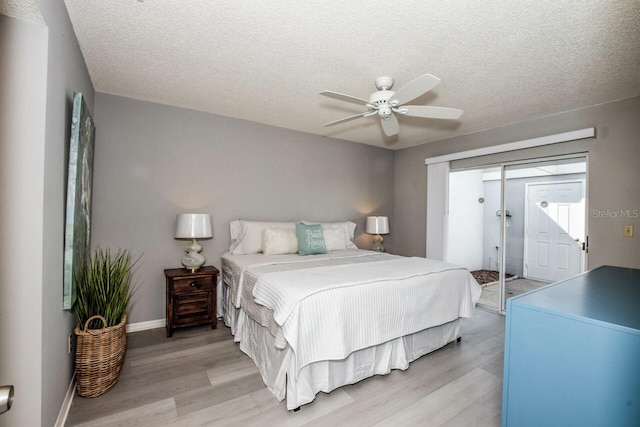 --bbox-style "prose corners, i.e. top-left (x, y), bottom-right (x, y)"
top-left (126, 318), bottom-right (165, 333)
top-left (499, 164), bottom-right (507, 313)
top-left (424, 128), bottom-right (595, 165)
top-left (54, 373), bottom-right (75, 427)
